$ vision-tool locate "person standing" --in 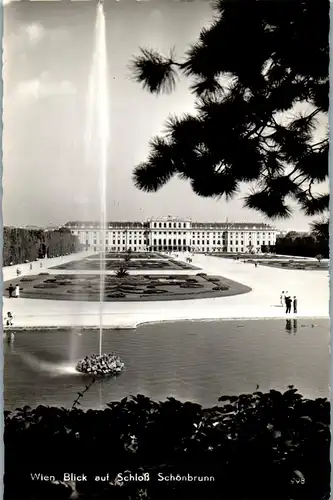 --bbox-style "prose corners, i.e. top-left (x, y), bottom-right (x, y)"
top-left (285, 295), bottom-right (292, 314)
top-left (29, 263), bottom-right (33, 271)
top-left (4, 312), bottom-right (13, 326)
top-left (280, 291), bottom-right (285, 306)
top-left (8, 284), bottom-right (14, 298)
top-left (293, 296), bottom-right (298, 314)
top-left (14, 284), bottom-right (20, 298)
